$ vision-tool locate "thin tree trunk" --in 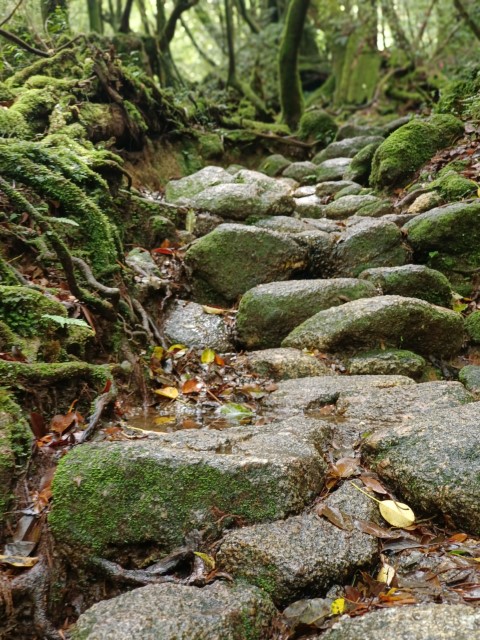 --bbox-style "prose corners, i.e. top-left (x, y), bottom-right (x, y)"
top-left (87, 0), bottom-right (103, 32)
top-left (180, 16), bottom-right (217, 66)
top-left (136, 0), bottom-right (151, 34)
top-left (119, 0), bottom-right (134, 32)
top-left (278, 0), bottom-right (310, 129)
top-left (453, 0), bottom-right (480, 40)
